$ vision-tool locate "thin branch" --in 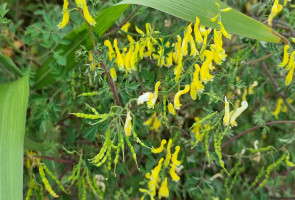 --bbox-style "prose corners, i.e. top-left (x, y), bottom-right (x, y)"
top-left (262, 61), bottom-right (295, 113)
top-left (102, 5), bottom-right (141, 39)
top-left (37, 156), bottom-right (75, 164)
top-left (84, 12), bottom-right (122, 106)
top-left (221, 121), bottom-right (295, 149)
